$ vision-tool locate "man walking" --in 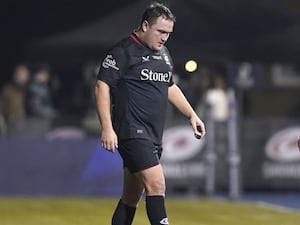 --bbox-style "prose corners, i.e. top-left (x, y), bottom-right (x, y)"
top-left (95, 2), bottom-right (205, 224)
